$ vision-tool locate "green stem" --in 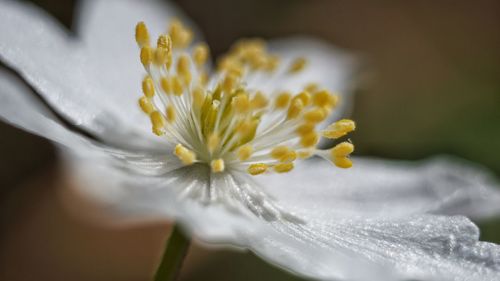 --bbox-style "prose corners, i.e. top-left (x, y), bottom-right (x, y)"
top-left (154, 223), bottom-right (191, 281)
